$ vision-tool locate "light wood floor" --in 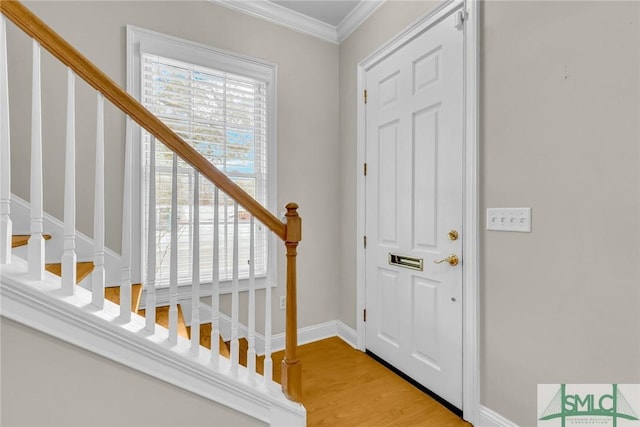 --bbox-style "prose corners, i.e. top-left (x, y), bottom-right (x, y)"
top-left (266, 337), bottom-right (471, 427)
